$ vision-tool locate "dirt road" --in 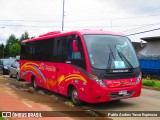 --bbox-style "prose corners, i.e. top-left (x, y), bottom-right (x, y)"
top-left (82, 82), bottom-right (160, 120)
top-left (83, 88), bottom-right (160, 111)
top-left (0, 75), bottom-right (110, 120)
